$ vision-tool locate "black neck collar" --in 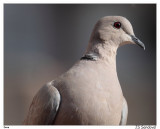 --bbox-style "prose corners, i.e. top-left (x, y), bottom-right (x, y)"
top-left (80, 53), bottom-right (98, 61)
